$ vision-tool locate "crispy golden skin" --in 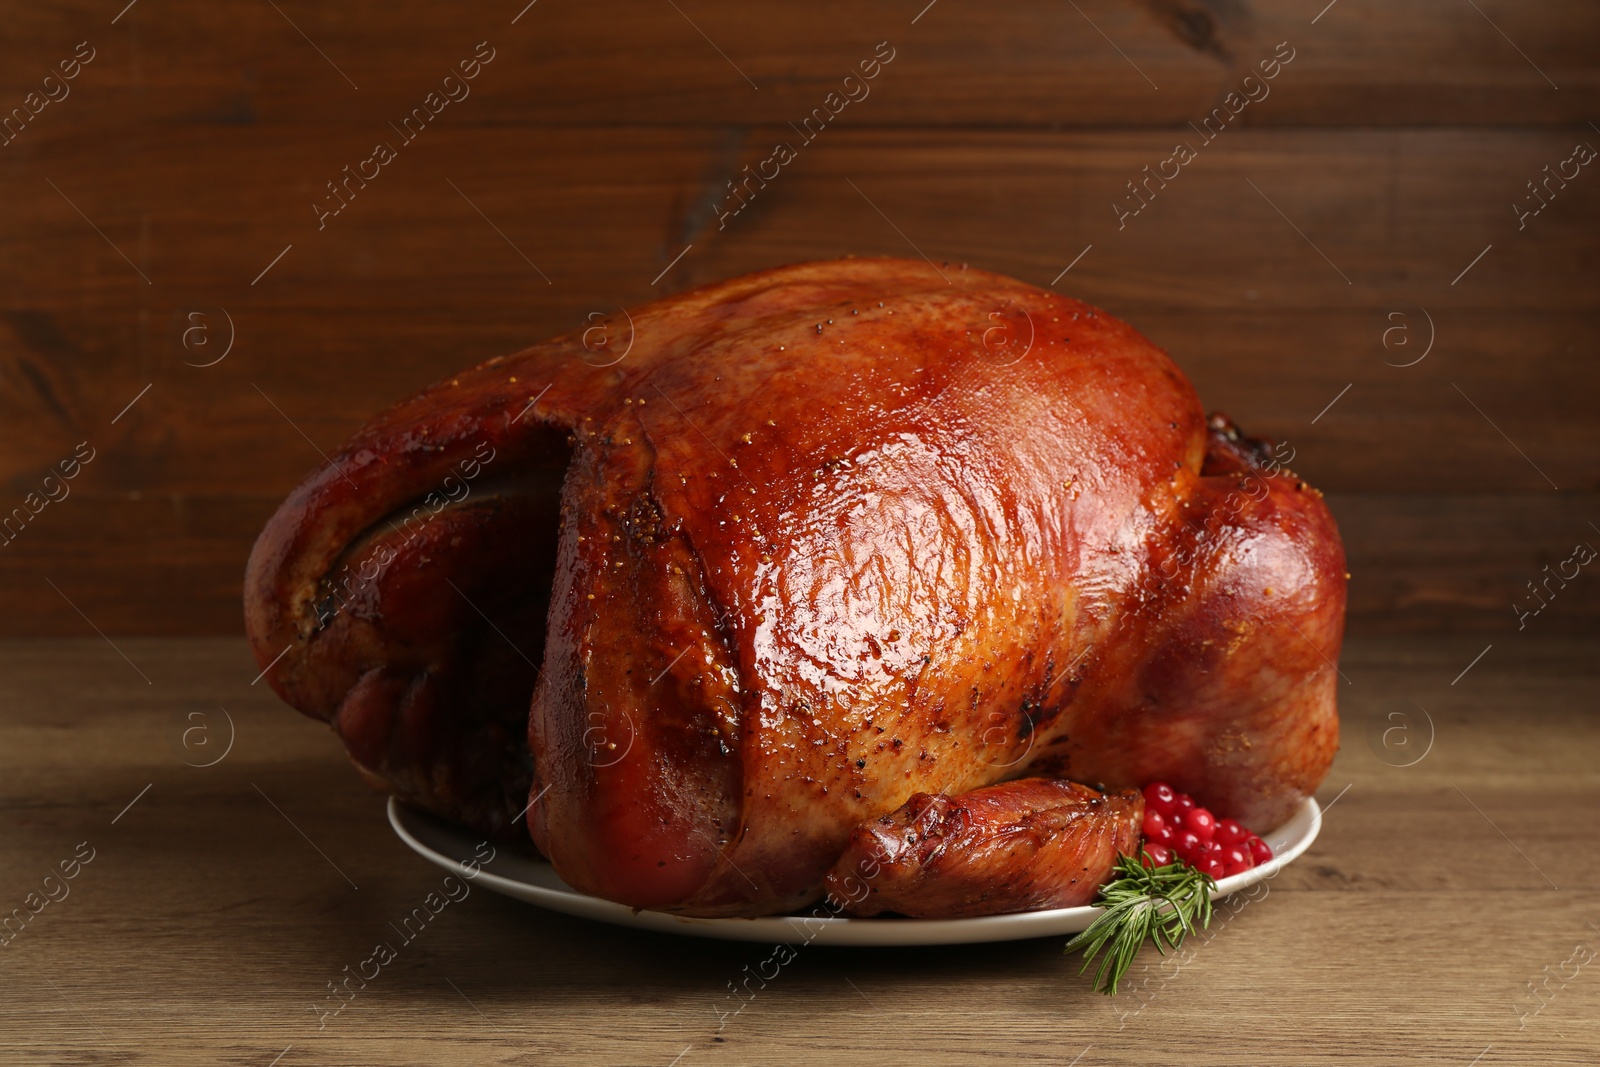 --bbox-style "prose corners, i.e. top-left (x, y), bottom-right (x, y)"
top-left (244, 257), bottom-right (1344, 917)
